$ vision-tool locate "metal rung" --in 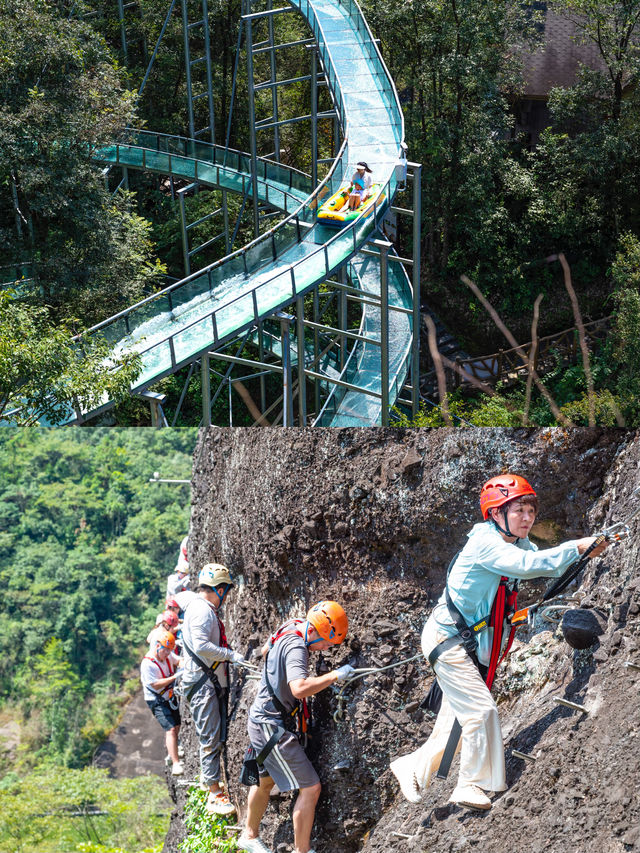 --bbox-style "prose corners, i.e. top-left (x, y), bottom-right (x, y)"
top-left (189, 233), bottom-right (225, 256)
top-left (194, 127), bottom-right (211, 138)
top-left (190, 56), bottom-right (207, 67)
top-left (192, 92), bottom-right (208, 102)
top-left (188, 19), bottom-right (204, 29)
